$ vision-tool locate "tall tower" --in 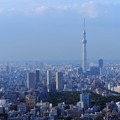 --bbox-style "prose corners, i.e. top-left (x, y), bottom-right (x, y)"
top-left (27, 72), bottom-right (35, 90)
top-left (56, 72), bottom-right (64, 91)
top-left (47, 70), bottom-right (52, 92)
top-left (82, 18), bottom-right (87, 72)
top-left (98, 59), bottom-right (104, 76)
